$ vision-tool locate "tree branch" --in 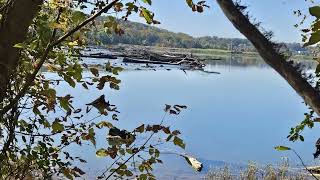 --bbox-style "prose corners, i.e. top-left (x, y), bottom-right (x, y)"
top-left (291, 149), bottom-right (319, 180)
top-left (104, 112), bottom-right (167, 179)
top-left (0, 0), bottom-right (119, 116)
top-left (216, 0), bottom-right (320, 115)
